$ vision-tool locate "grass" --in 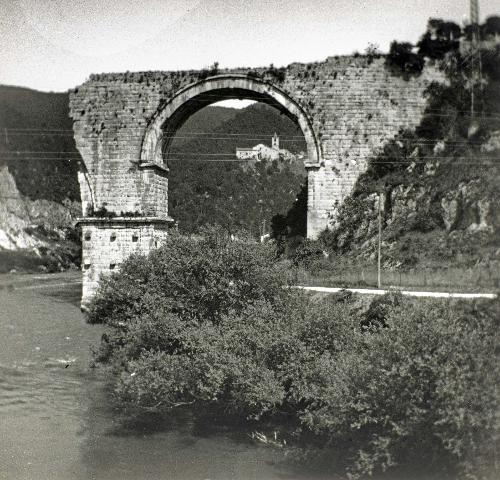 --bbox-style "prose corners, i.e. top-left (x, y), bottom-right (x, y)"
top-left (295, 265), bottom-right (500, 293)
top-left (0, 250), bottom-right (50, 273)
